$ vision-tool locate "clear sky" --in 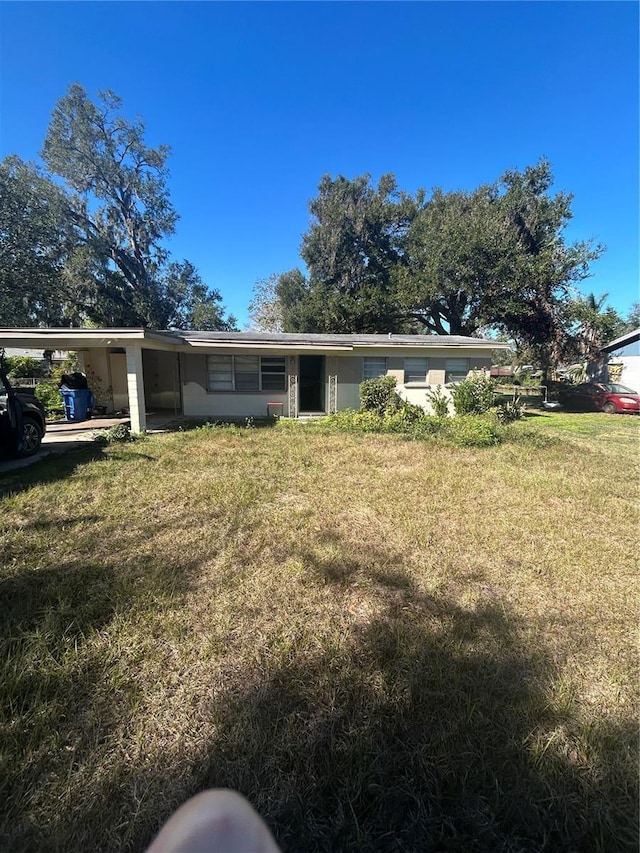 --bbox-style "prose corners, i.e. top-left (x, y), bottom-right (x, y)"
top-left (0, 1), bottom-right (637, 327)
